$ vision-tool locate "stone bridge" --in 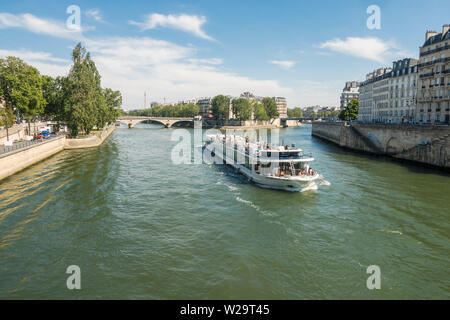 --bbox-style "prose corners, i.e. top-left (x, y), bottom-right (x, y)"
top-left (117, 116), bottom-right (195, 128)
